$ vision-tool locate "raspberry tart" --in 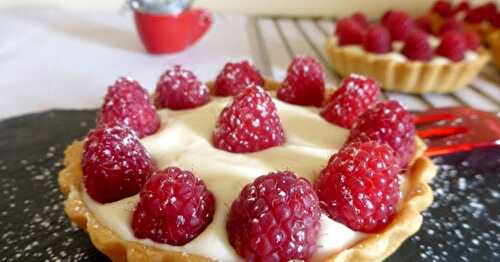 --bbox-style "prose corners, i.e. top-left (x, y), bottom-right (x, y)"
top-left (59, 59), bottom-right (436, 261)
top-left (427, 1), bottom-right (500, 43)
top-left (325, 10), bottom-right (490, 93)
